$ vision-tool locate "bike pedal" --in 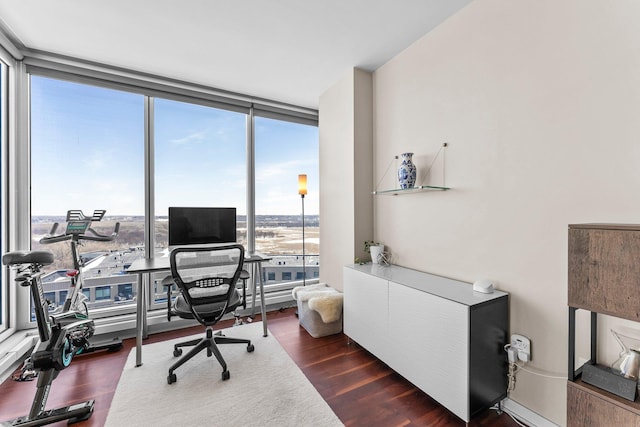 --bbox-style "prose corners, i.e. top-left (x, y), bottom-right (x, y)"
top-left (14, 369), bottom-right (38, 381)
